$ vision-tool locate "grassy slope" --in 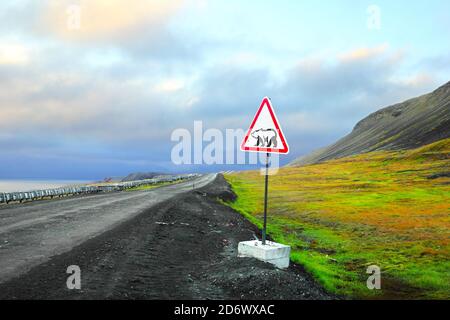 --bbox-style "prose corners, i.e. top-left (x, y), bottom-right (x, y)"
top-left (225, 138), bottom-right (450, 299)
